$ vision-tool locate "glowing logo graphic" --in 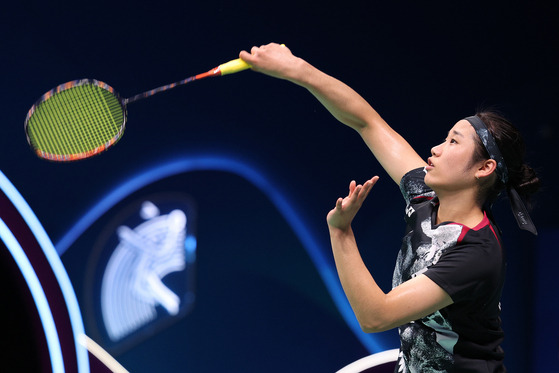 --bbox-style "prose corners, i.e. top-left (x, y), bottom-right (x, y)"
top-left (97, 197), bottom-right (196, 346)
top-left (63, 156), bottom-right (389, 355)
